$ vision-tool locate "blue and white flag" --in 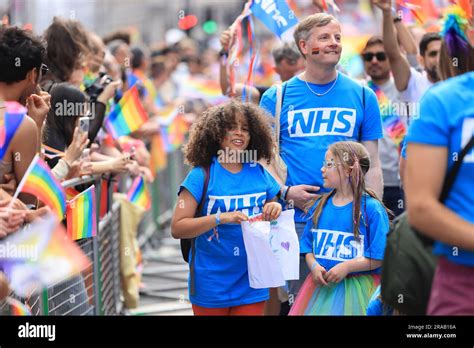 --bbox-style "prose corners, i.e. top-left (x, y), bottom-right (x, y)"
top-left (250, 0), bottom-right (299, 38)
